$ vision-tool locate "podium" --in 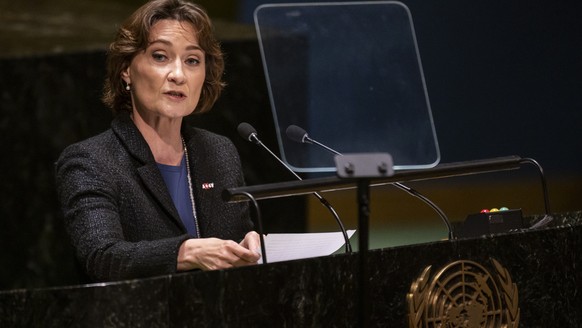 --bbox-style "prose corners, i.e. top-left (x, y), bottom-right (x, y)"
top-left (1, 211), bottom-right (581, 326)
top-left (2, 156), bottom-right (579, 326)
